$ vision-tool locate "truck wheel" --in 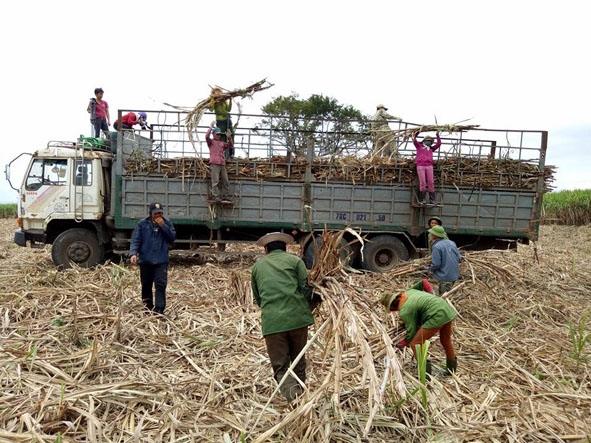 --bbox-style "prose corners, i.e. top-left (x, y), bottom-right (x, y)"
top-left (361, 235), bottom-right (409, 273)
top-left (304, 236), bottom-right (354, 269)
top-left (51, 228), bottom-right (104, 269)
